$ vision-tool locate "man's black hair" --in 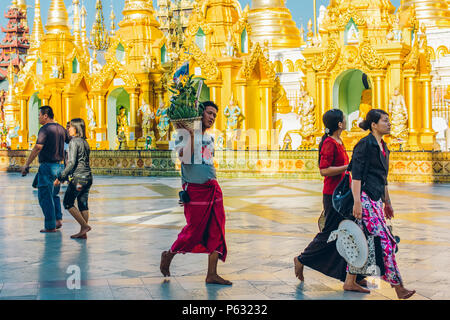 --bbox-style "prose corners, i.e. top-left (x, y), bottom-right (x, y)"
top-left (39, 106), bottom-right (54, 119)
top-left (200, 101), bottom-right (219, 112)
